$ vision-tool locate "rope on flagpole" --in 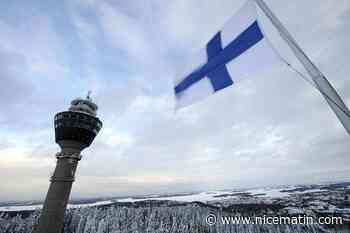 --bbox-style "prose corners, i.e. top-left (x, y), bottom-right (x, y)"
top-left (278, 56), bottom-right (350, 119)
